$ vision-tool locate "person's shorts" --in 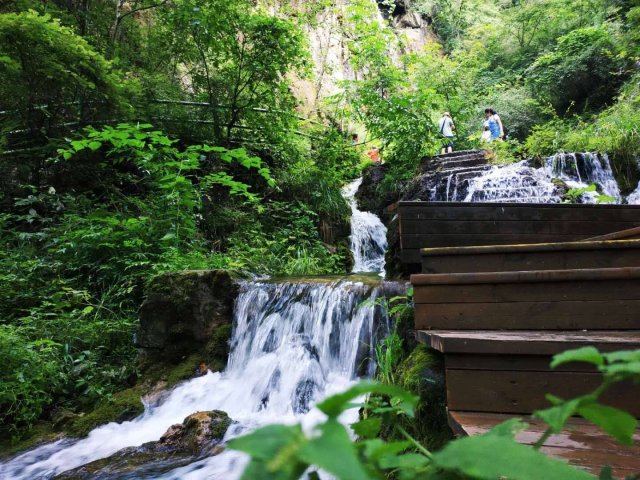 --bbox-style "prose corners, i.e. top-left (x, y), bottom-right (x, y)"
top-left (442, 136), bottom-right (454, 148)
